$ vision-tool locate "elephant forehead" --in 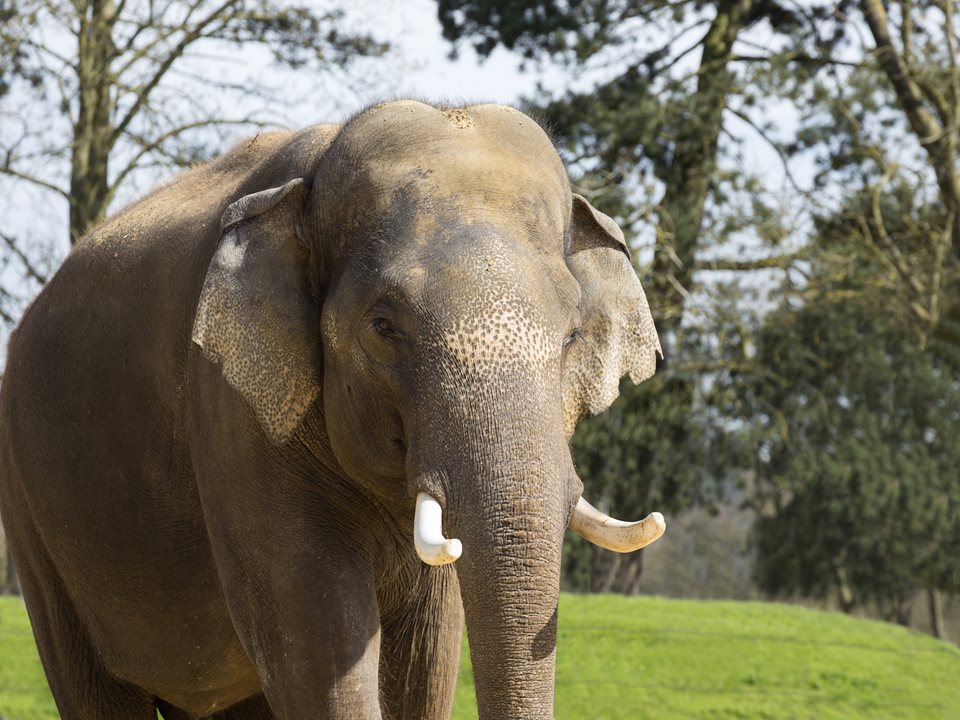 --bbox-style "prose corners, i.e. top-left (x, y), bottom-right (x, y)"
top-left (348, 100), bottom-right (561, 163)
top-left (332, 102), bottom-right (571, 241)
top-left (376, 149), bottom-right (565, 231)
top-left (441, 291), bottom-right (553, 375)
